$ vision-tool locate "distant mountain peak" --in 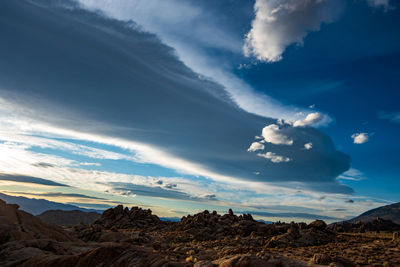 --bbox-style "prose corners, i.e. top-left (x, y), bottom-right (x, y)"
top-left (349, 202), bottom-right (400, 224)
